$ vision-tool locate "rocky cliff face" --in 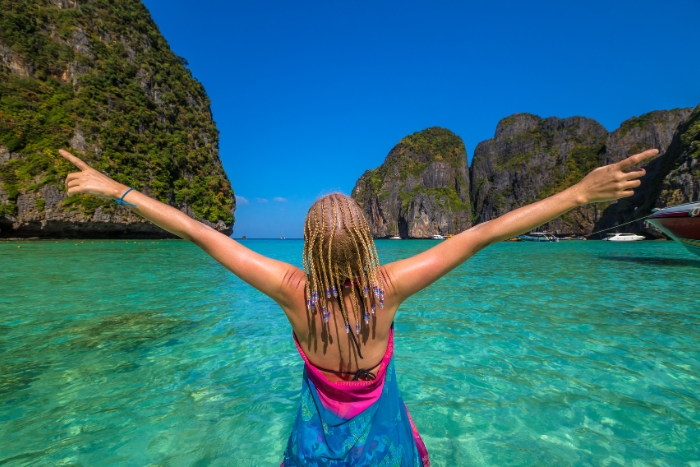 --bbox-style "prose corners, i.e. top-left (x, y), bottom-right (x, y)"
top-left (654, 106), bottom-right (700, 207)
top-left (353, 106), bottom-right (697, 239)
top-left (351, 127), bottom-right (471, 238)
top-left (593, 108), bottom-right (693, 237)
top-left (471, 114), bottom-right (608, 234)
top-left (0, 0), bottom-right (235, 238)
top-left (602, 109), bottom-right (692, 166)
top-left (470, 109), bottom-right (695, 236)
